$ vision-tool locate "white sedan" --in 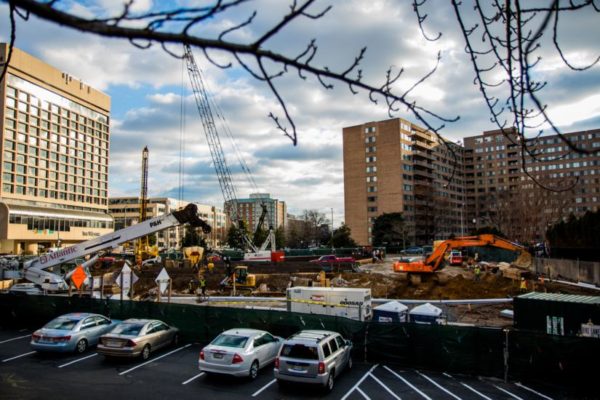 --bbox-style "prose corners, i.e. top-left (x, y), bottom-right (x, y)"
top-left (199, 328), bottom-right (283, 379)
